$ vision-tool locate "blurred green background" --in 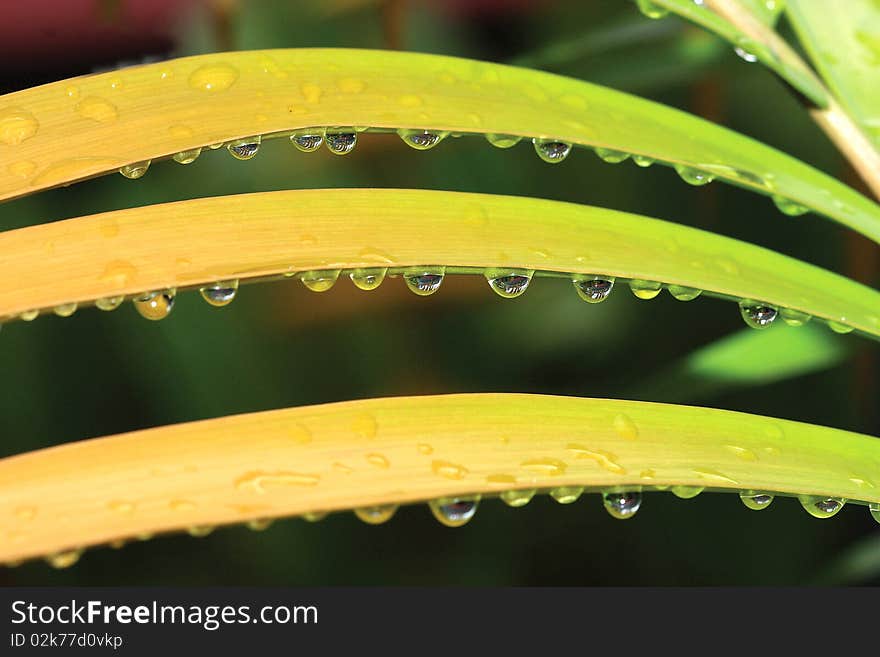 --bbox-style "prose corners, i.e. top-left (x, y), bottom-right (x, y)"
top-left (1, 0), bottom-right (878, 585)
